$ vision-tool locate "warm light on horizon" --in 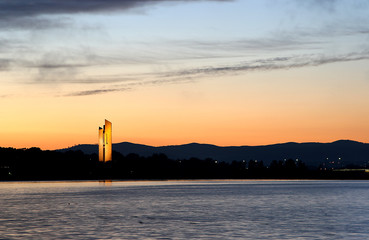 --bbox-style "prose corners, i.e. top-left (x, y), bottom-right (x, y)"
top-left (0, 0), bottom-right (368, 151)
top-left (1, 132), bottom-right (368, 151)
